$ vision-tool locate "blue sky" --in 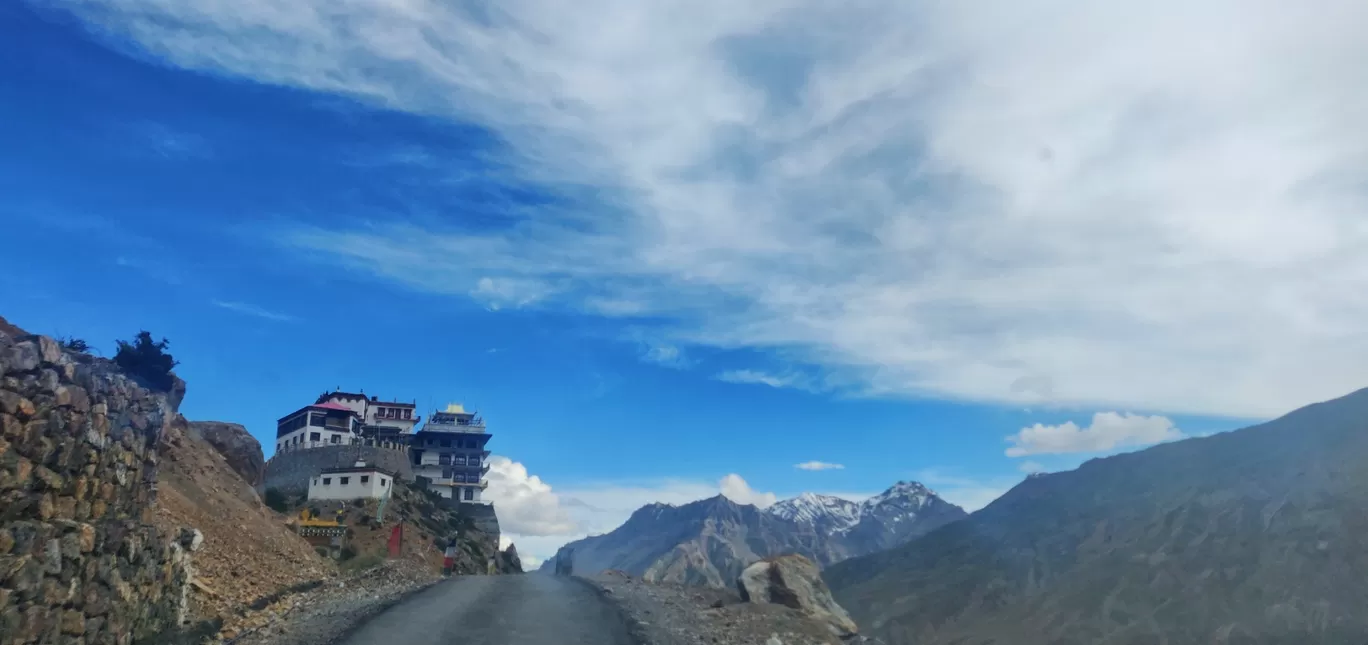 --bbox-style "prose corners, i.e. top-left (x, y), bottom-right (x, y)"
top-left (4, 1), bottom-right (1363, 564)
